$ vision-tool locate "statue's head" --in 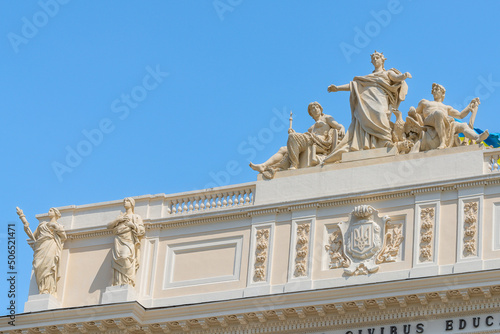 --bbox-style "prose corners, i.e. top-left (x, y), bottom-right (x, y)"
top-left (431, 83), bottom-right (446, 99)
top-left (371, 51), bottom-right (386, 68)
top-left (48, 207), bottom-right (61, 220)
top-left (308, 102), bottom-right (323, 119)
top-left (124, 197), bottom-right (136, 212)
